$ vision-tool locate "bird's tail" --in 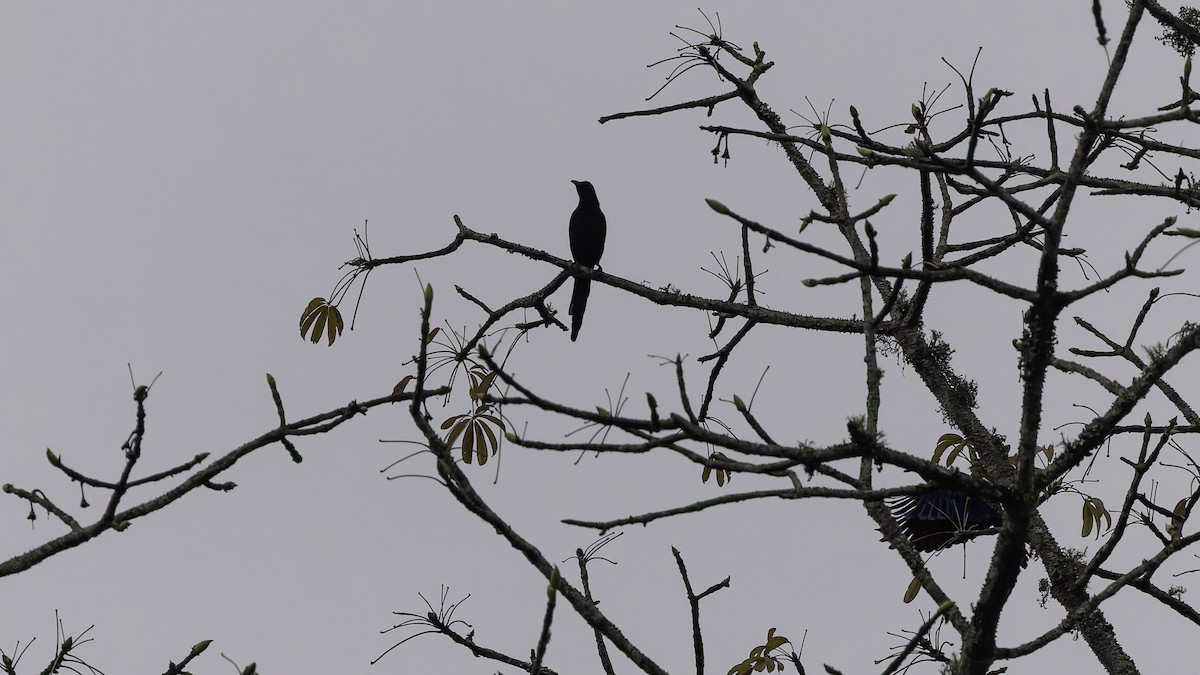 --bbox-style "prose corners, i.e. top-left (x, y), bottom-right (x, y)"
top-left (569, 275), bottom-right (591, 342)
